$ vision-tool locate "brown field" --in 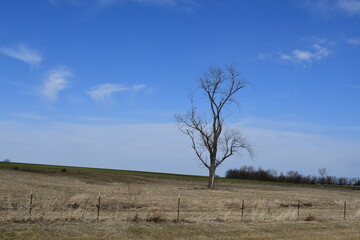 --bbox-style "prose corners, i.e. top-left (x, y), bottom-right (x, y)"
top-left (1, 168), bottom-right (360, 239)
